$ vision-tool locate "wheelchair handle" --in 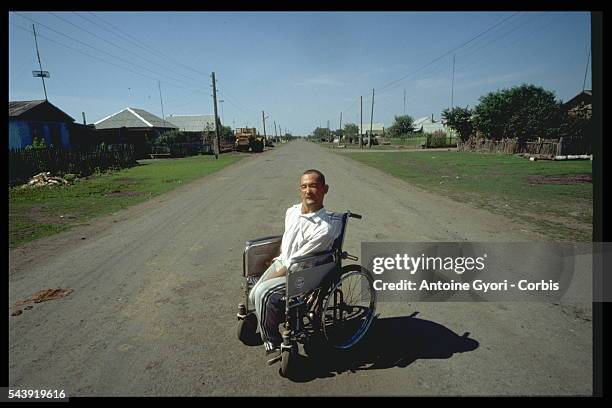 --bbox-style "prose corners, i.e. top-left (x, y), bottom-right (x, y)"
top-left (348, 213), bottom-right (362, 219)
